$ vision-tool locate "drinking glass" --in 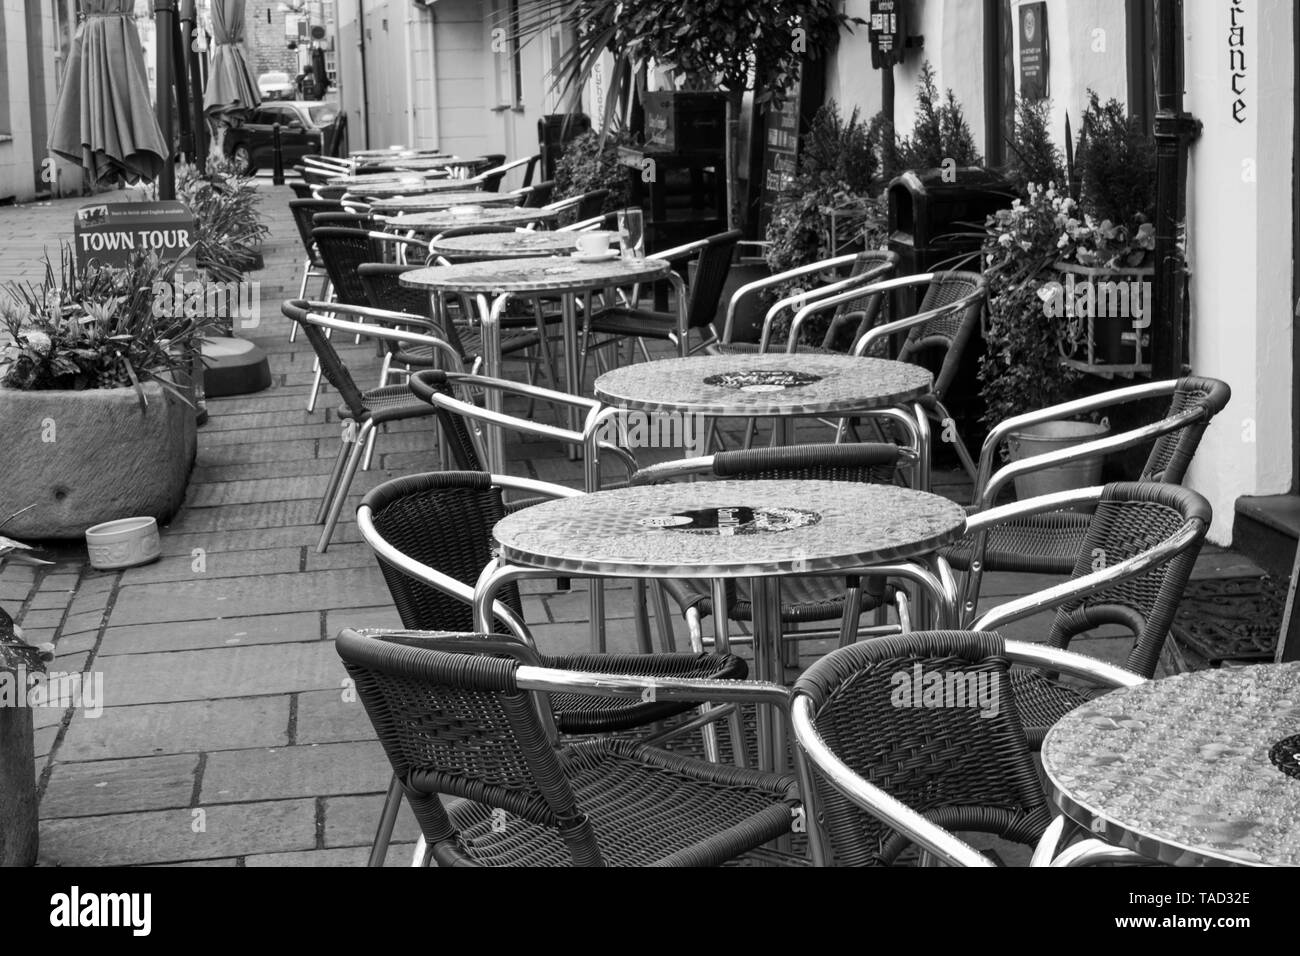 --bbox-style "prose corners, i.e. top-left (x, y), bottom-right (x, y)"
top-left (618, 207), bottom-right (645, 260)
